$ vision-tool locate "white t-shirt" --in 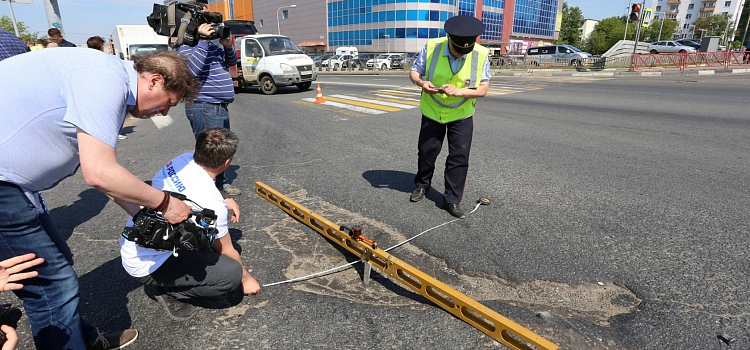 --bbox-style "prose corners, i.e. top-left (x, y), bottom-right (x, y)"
top-left (120, 153), bottom-right (229, 277)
